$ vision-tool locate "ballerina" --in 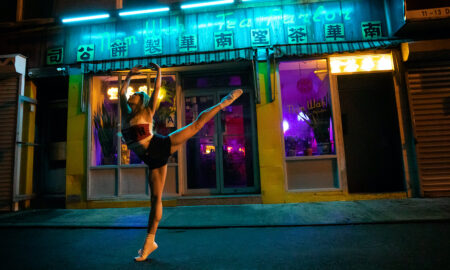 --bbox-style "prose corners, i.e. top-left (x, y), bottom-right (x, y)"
top-left (118, 64), bottom-right (243, 261)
